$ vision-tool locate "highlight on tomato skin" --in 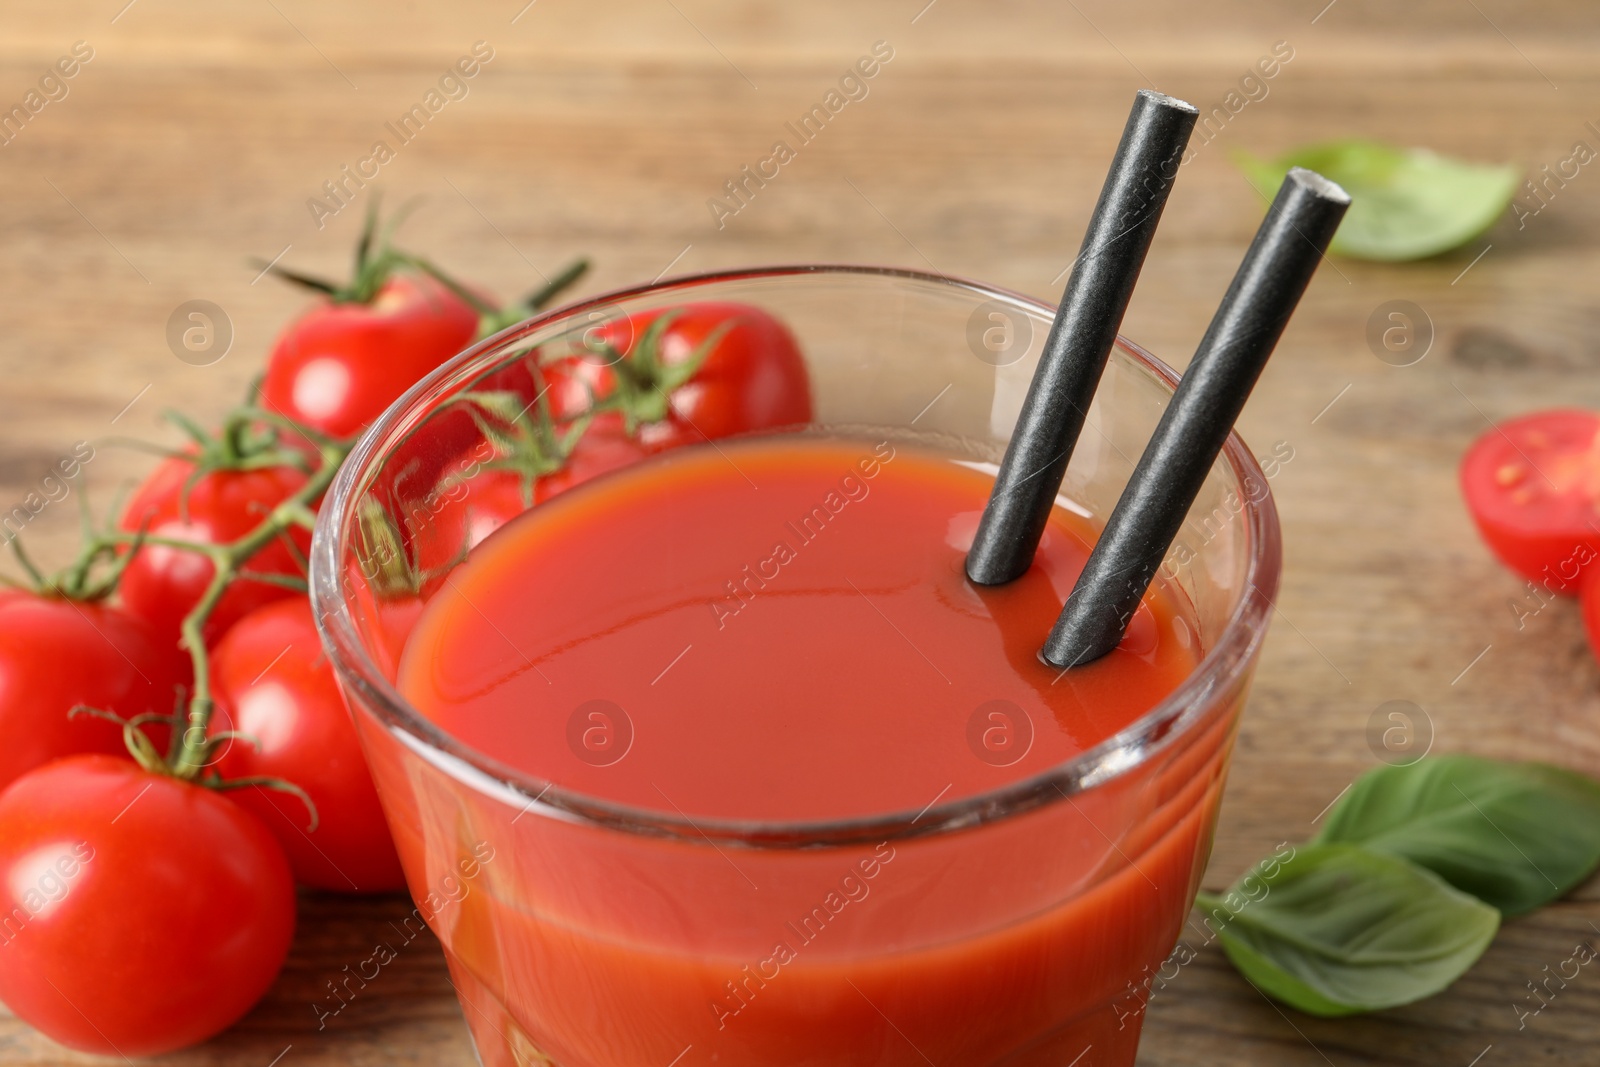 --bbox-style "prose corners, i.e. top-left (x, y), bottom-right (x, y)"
top-left (1459, 408), bottom-right (1600, 592)
top-left (0, 755), bottom-right (296, 1058)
